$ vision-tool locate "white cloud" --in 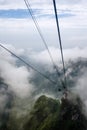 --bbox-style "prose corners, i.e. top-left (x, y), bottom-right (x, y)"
top-left (0, 0), bottom-right (25, 9)
top-left (0, 0), bottom-right (87, 12)
top-left (28, 47), bottom-right (87, 66)
top-left (72, 70), bottom-right (87, 114)
top-left (0, 44), bottom-right (34, 98)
